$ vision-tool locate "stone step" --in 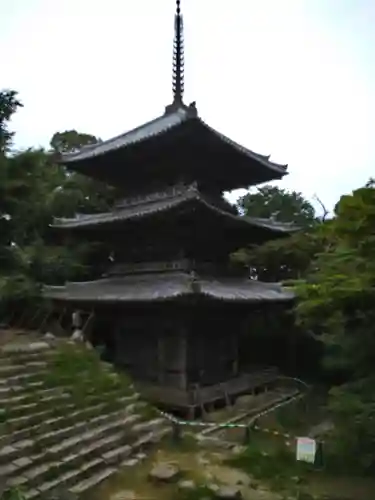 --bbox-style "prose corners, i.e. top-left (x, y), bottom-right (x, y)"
top-left (23, 457), bottom-right (107, 499)
top-left (0, 350), bottom-right (54, 365)
top-left (69, 465), bottom-right (117, 496)
top-left (102, 443), bottom-right (132, 465)
top-left (0, 380), bottom-right (44, 396)
top-left (1, 374), bottom-right (133, 403)
top-left (1, 423), bottom-right (140, 489)
top-left (36, 407), bottom-right (138, 455)
top-left (130, 417), bottom-right (165, 435)
top-left (9, 430), bottom-right (132, 498)
top-left (3, 397), bottom-right (139, 445)
top-left (0, 413), bottom-right (141, 465)
top-left (5, 423), bottom-right (134, 490)
top-left (1, 389), bottom-right (135, 432)
top-left (1, 393), bottom-right (71, 419)
top-left (130, 426), bottom-right (171, 451)
top-left (0, 370), bottom-right (48, 387)
top-left (0, 341), bottom-right (51, 355)
top-left (45, 414), bottom-right (141, 460)
top-left (0, 387), bottom-right (66, 408)
top-left (0, 361), bottom-right (48, 377)
top-left (3, 404), bottom-right (75, 431)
